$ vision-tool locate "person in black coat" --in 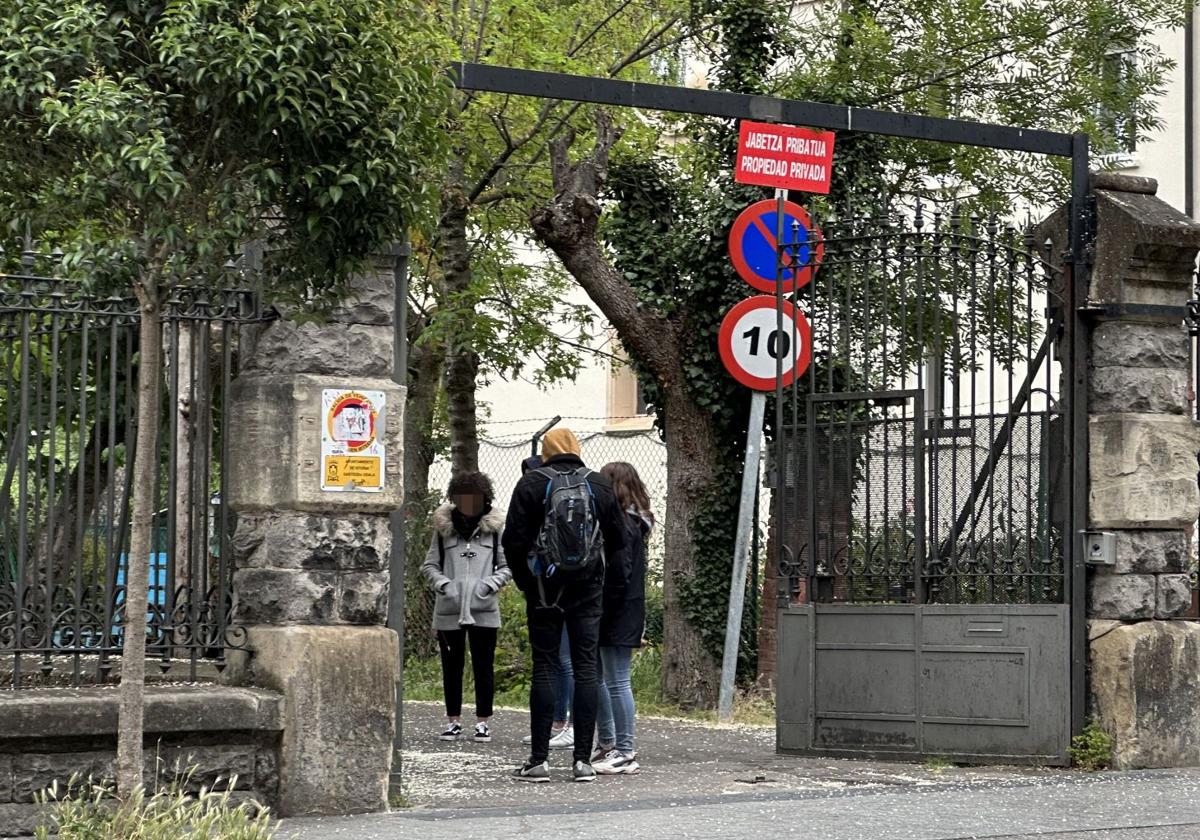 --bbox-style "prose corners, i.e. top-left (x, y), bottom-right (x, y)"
top-left (591, 462), bottom-right (653, 776)
top-left (503, 428), bottom-right (627, 783)
top-left (517, 453), bottom-right (576, 751)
